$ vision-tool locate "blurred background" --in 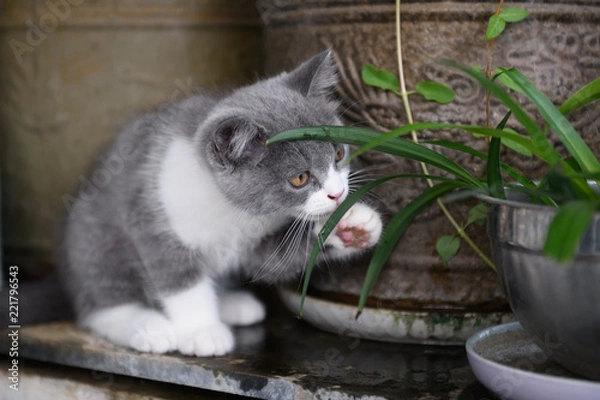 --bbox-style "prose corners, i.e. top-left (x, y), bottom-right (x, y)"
top-left (0, 0), bottom-right (262, 284)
